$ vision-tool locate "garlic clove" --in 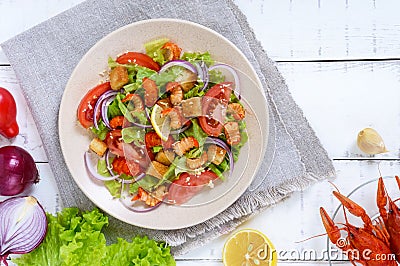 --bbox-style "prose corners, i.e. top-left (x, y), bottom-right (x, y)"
top-left (357, 128), bottom-right (388, 155)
